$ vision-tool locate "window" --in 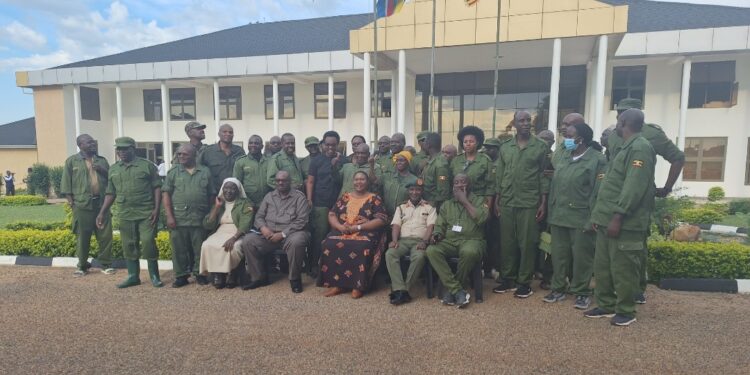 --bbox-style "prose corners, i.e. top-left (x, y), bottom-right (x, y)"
top-left (314, 82), bottom-right (346, 119)
top-left (611, 66), bottom-right (646, 109)
top-left (170, 88), bottom-right (196, 120)
top-left (80, 86), bottom-right (100, 121)
top-left (683, 137), bottom-right (727, 181)
top-left (143, 89), bottom-right (162, 122)
top-left (688, 61), bottom-right (738, 109)
top-left (264, 83), bottom-right (295, 119)
top-left (219, 86), bottom-right (242, 120)
top-left (371, 79), bottom-right (391, 118)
